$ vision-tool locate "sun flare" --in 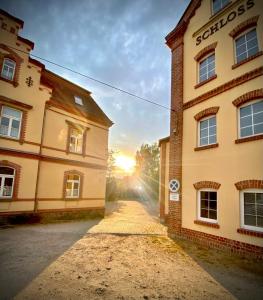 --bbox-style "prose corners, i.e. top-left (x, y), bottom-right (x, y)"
top-left (115, 155), bottom-right (136, 173)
